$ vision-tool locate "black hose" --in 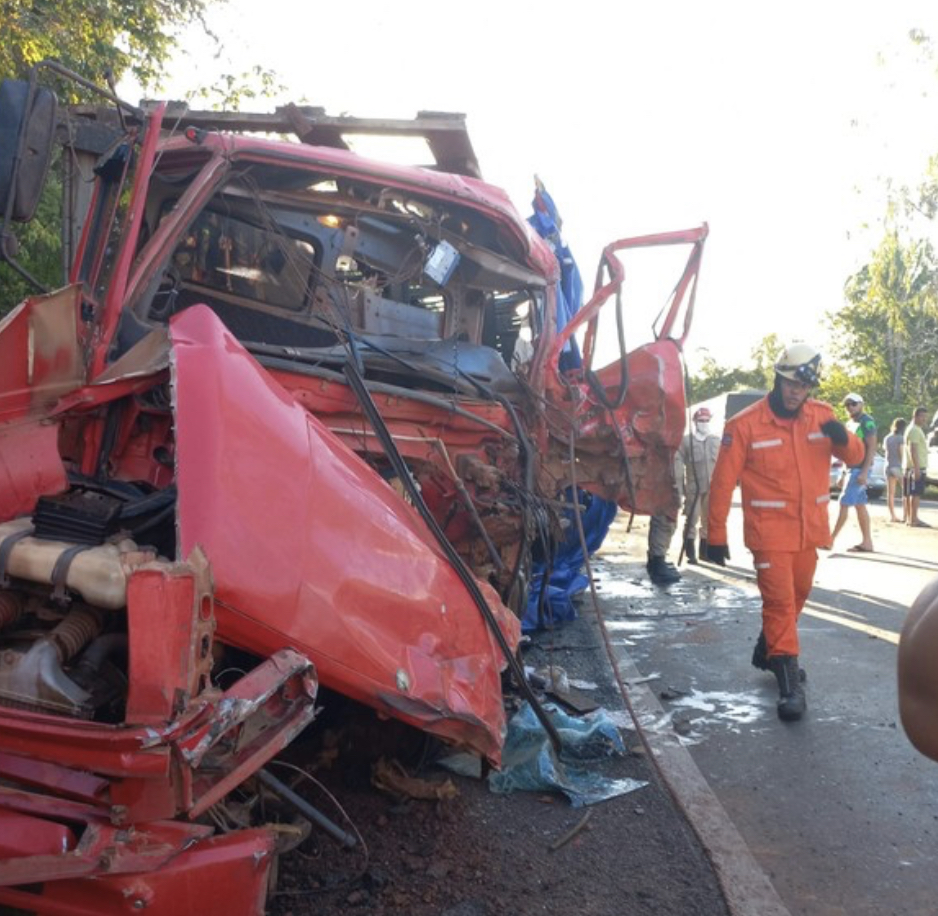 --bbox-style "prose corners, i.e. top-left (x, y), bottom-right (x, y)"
top-left (341, 360), bottom-right (562, 754)
top-left (76, 632), bottom-right (128, 673)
